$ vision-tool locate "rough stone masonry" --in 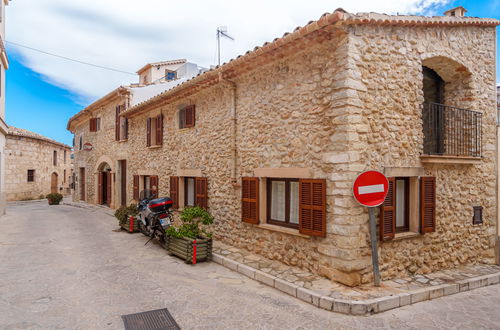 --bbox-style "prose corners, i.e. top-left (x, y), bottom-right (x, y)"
top-left (67, 9), bottom-right (499, 286)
